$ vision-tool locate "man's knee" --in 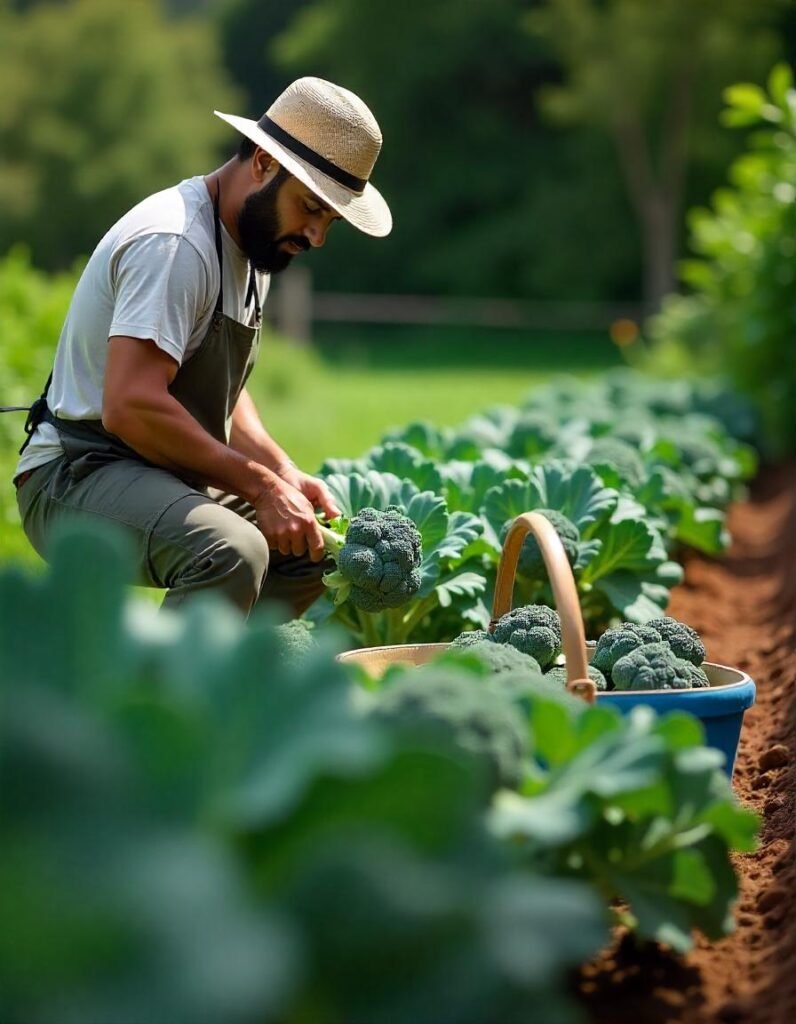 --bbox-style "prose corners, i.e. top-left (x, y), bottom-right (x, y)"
top-left (152, 496), bottom-right (270, 613)
top-left (217, 519), bottom-right (270, 606)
